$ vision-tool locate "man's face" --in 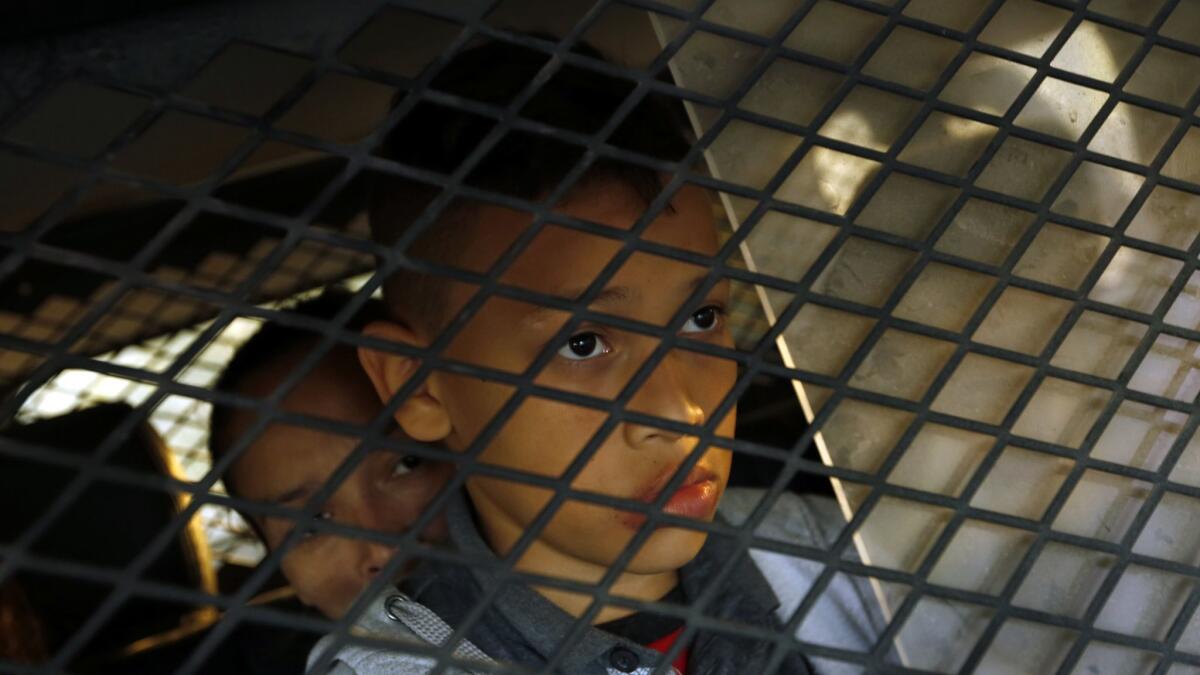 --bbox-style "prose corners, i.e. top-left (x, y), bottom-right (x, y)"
top-left (407, 181), bottom-right (736, 577)
top-left (225, 352), bottom-right (453, 619)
